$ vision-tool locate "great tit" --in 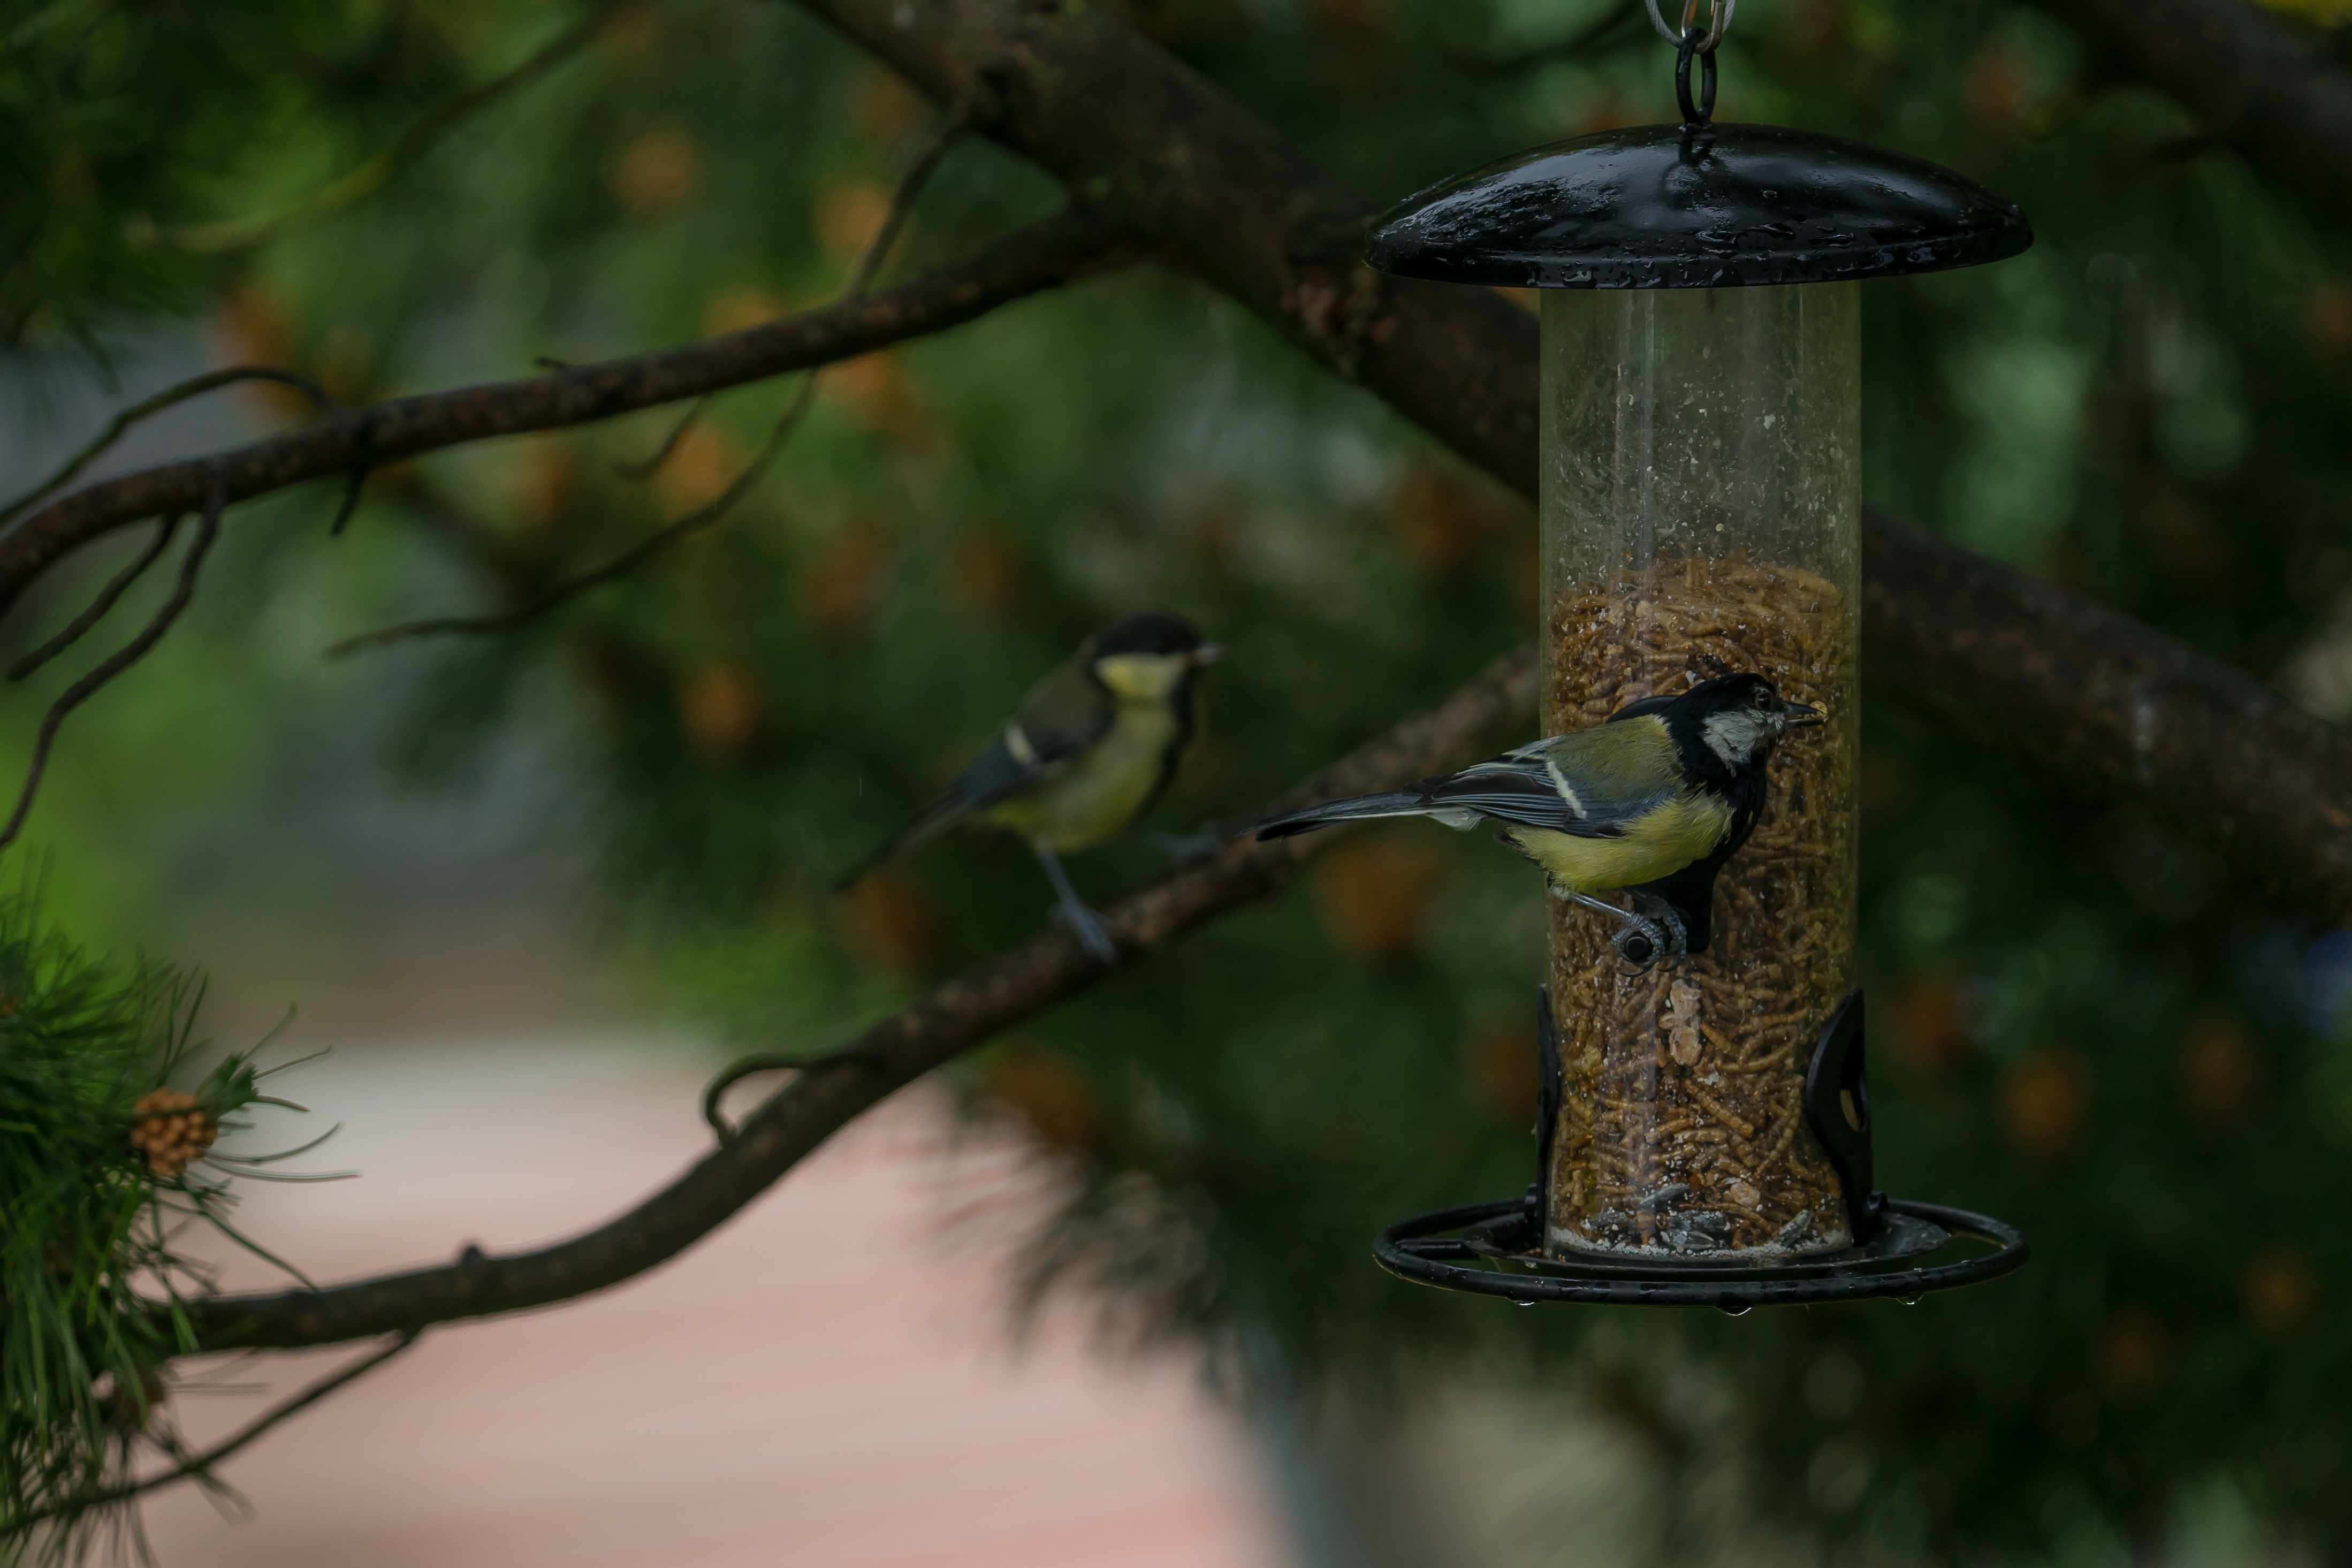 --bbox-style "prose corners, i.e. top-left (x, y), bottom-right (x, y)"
top-left (835, 611), bottom-right (1223, 962)
top-left (1254, 672), bottom-right (1824, 968)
